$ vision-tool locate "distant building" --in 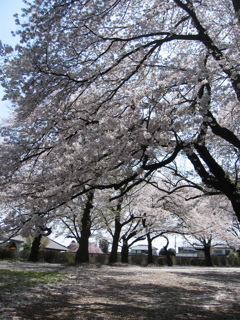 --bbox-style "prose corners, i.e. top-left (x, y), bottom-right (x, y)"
top-left (0, 235), bottom-right (25, 254)
top-left (0, 235), bottom-right (68, 258)
top-left (177, 245), bottom-right (235, 257)
top-left (211, 245), bottom-right (234, 256)
top-left (130, 244), bottom-right (158, 255)
top-left (0, 235), bottom-right (68, 251)
top-left (177, 246), bottom-right (203, 257)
